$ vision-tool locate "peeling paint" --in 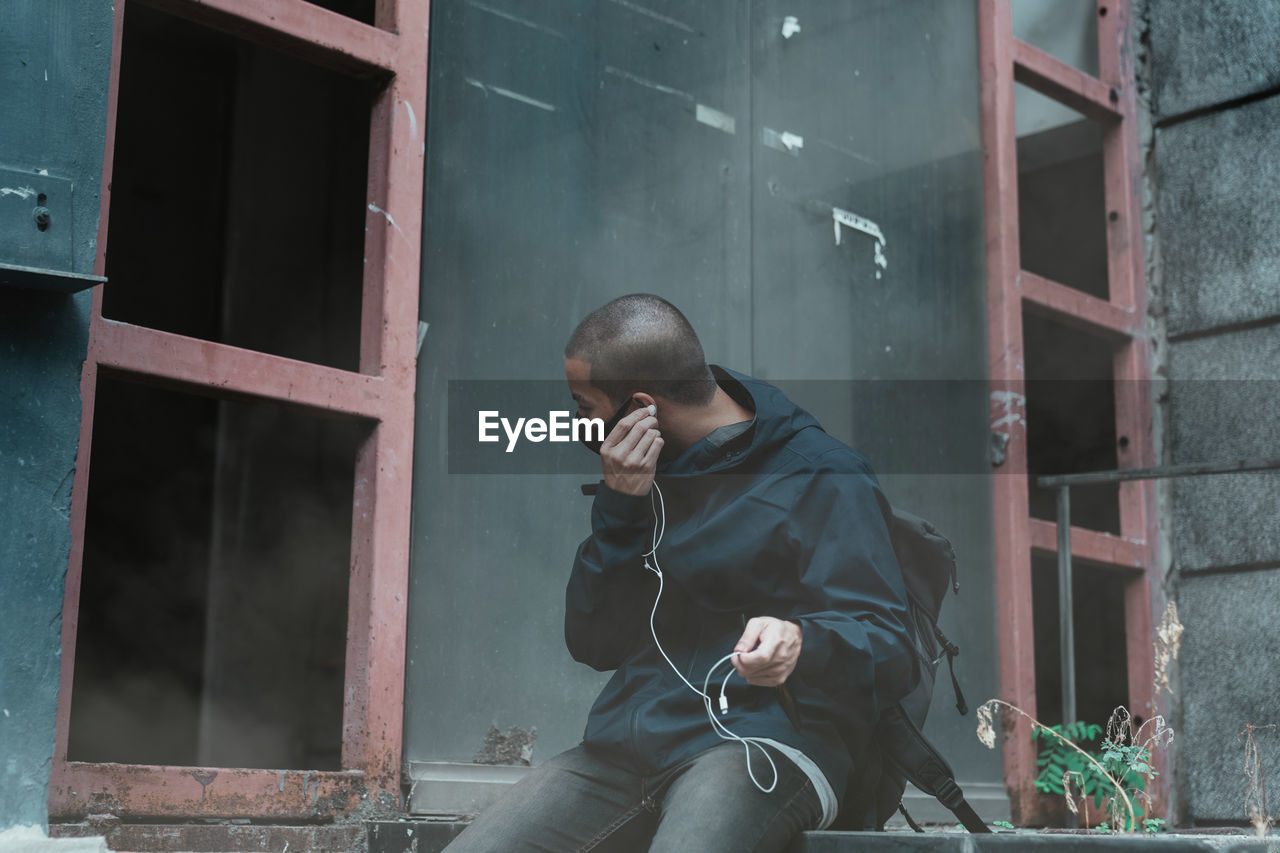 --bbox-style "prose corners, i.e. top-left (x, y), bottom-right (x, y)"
top-left (762, 127), bottom-right (804, 155)
top-left (404, 100), bottom-right (418, 141)
top-left (468, 1), bottom-right (565, 39)
top-left (473, 723), bottom-right (538, 765)
top-left (465, 77), bottom-right (555, 112)
top-left (416, 321), bottom-right (429, 357)
top-left (368, 203), bottom-right (406, 241)
top-left (605, 0), bottom-right (695, 34)
top-left (604, 65), bottom-right (693, 102)
top-left (695, 104), bottom-right (735, 134)
top-left (989, 389), bottom-right (1027, 431)
top-left (832, 207), bottom-right (888, 278)
top-left (990, 389), bottom-right (1027, 406)
top-left (989, 412), bottom-right (1025, 430)
top-left (0, 185), bottom-right (38, 199)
